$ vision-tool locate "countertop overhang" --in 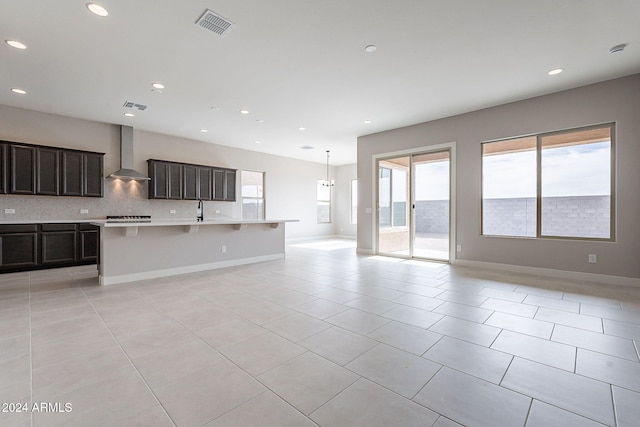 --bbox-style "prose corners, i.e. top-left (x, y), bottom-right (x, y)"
top-left (90, 218), bottom-right (298, 228)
